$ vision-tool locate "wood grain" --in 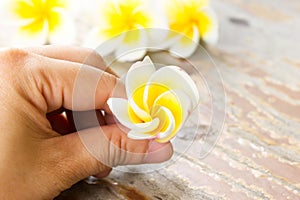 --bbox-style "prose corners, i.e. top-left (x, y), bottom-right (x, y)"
top-left (57, 0), bottom-right (300, 199)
